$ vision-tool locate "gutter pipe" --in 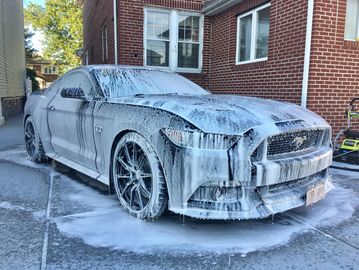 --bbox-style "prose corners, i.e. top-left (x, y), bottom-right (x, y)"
top-left (301, 0), bottom-right (315, 108)
top-left (113, 0), bottom-right (118, 65)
